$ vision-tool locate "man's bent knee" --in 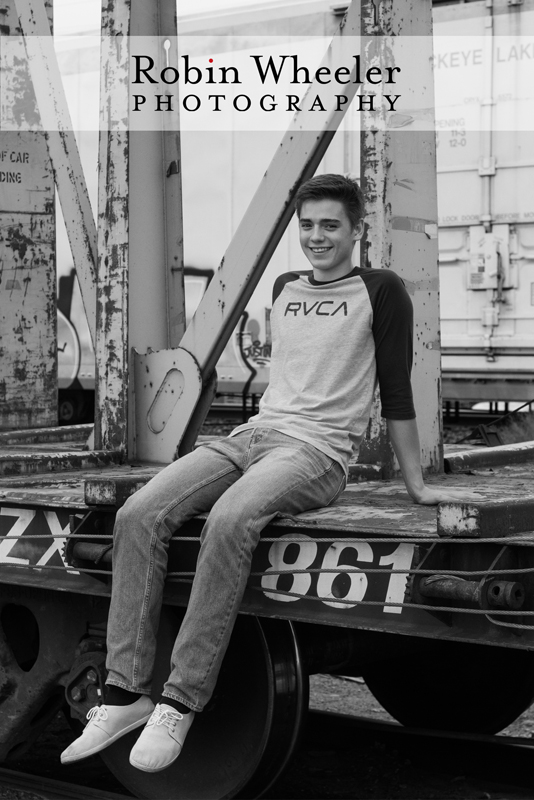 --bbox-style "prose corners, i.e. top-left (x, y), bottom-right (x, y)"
top-left (114, 492), bottom-right (156, 539)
